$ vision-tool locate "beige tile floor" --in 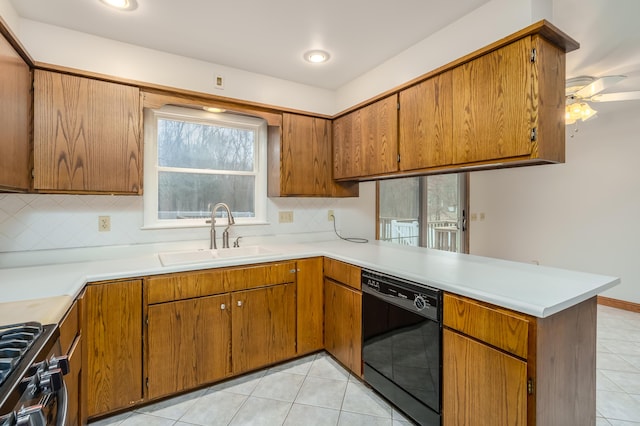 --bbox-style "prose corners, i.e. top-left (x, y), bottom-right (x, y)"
top-left (90, 305), bottom-right (640, 426)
